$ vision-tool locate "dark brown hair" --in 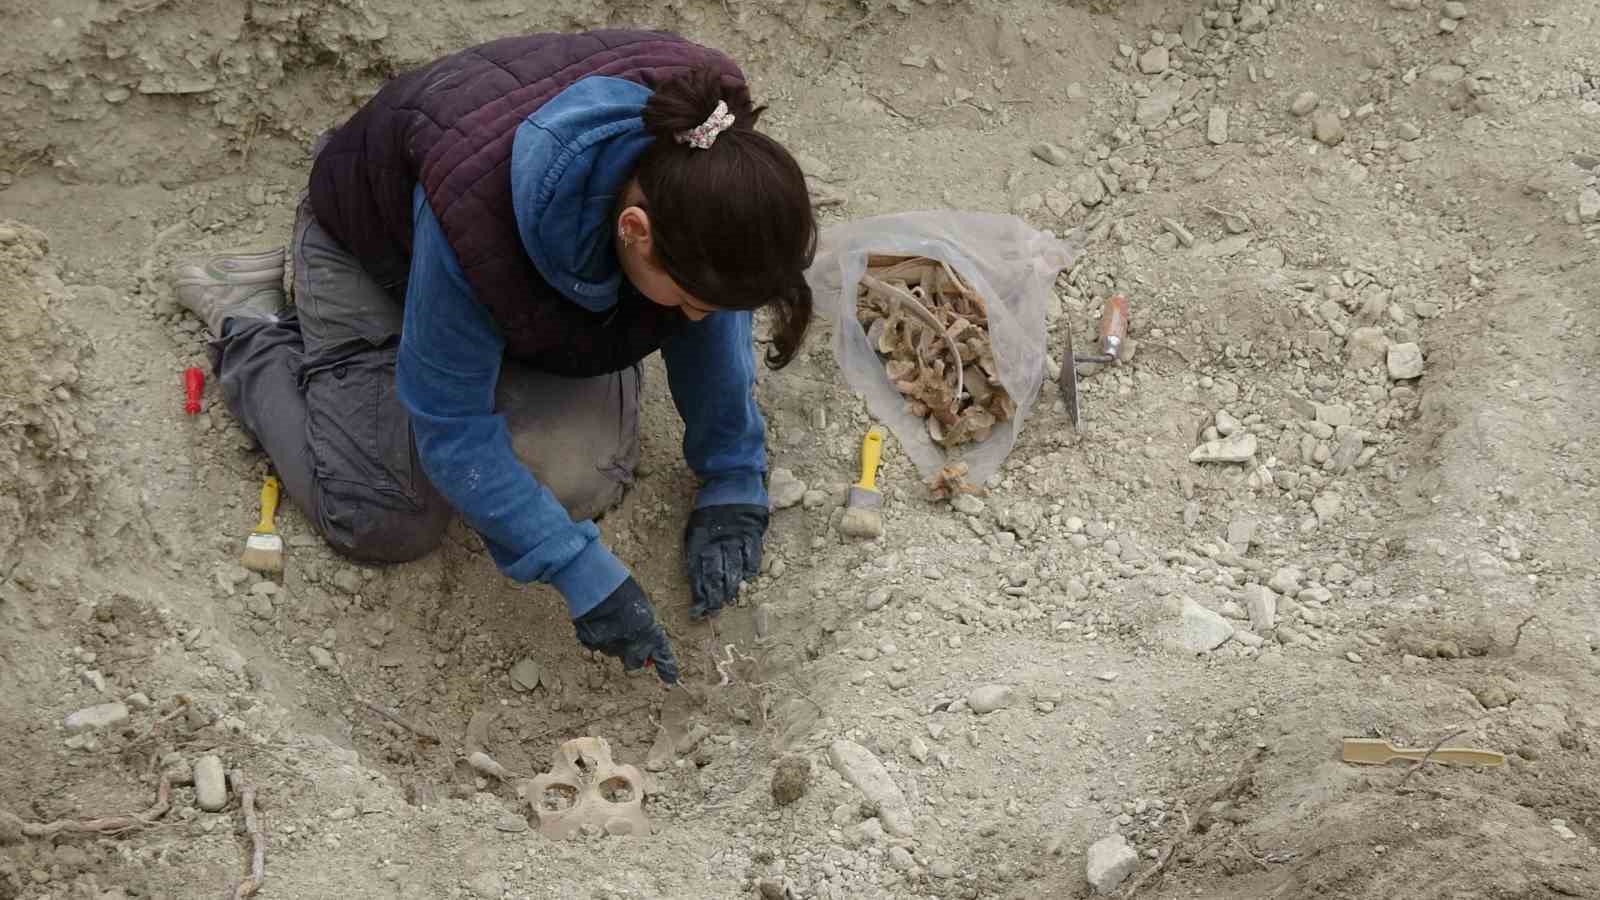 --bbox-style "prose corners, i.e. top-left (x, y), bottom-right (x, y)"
top-left (635, 67), bottom-right (817, 369)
